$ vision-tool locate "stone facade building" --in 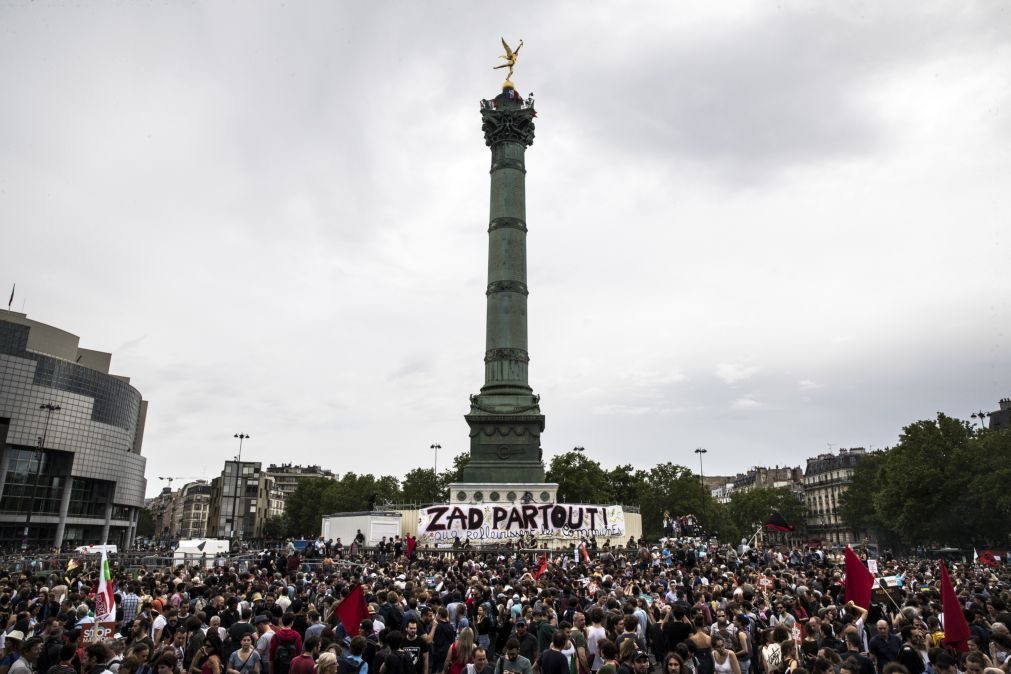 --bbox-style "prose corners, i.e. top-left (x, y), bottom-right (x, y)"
top-left (265, 463), bottom-right (335, 500)
top-left (803, 447), bottom-right (868, 545)
top-left (710, 466), bottom-right (802, 504)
